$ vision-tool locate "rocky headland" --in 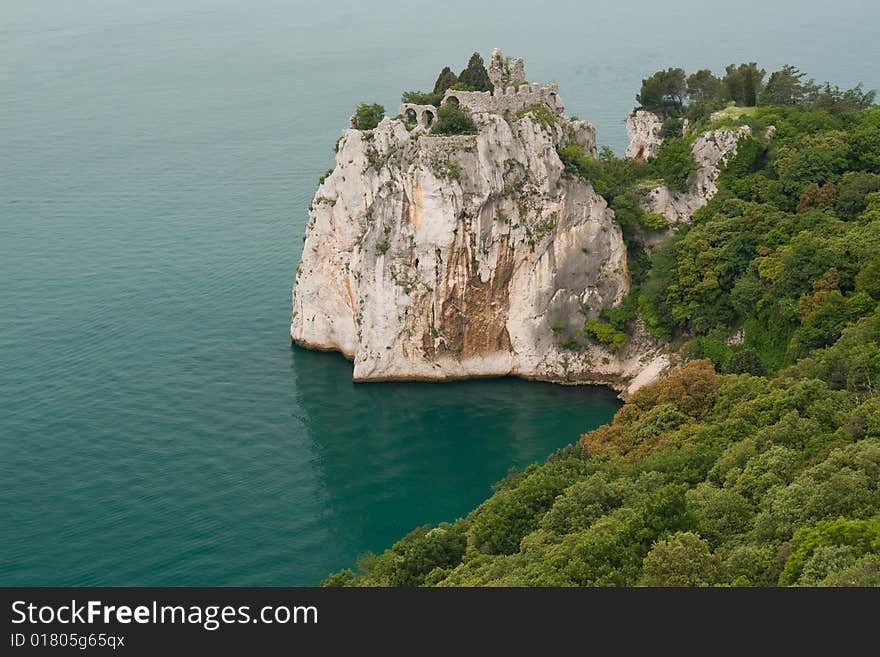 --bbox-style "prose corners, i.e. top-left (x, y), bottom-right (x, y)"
top-left (291, 50), bottom-right (746, 394)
